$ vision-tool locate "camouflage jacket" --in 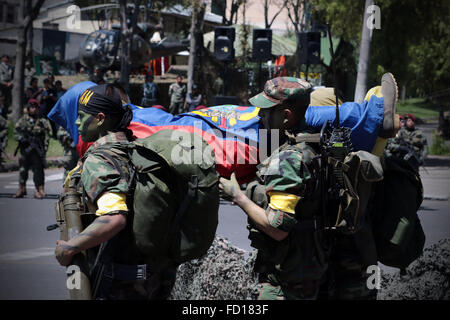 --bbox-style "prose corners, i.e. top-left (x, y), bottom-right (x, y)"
top-left (168, 83), bottom-right (186, 103)
top-left (251, 138), bottom-right (326, 284)
top-left (56, 126), bottom-right (75, 151)
top-left (0, 62), bottom-right (13, 83)
top-left (80, 131), bottom-right (132, 204)
top-left (13, 114), bottom-right (51, 151)
top-left (0, 115), bottom-right (8, 152)
top-left (385, 127), bottom-right (428, 163)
